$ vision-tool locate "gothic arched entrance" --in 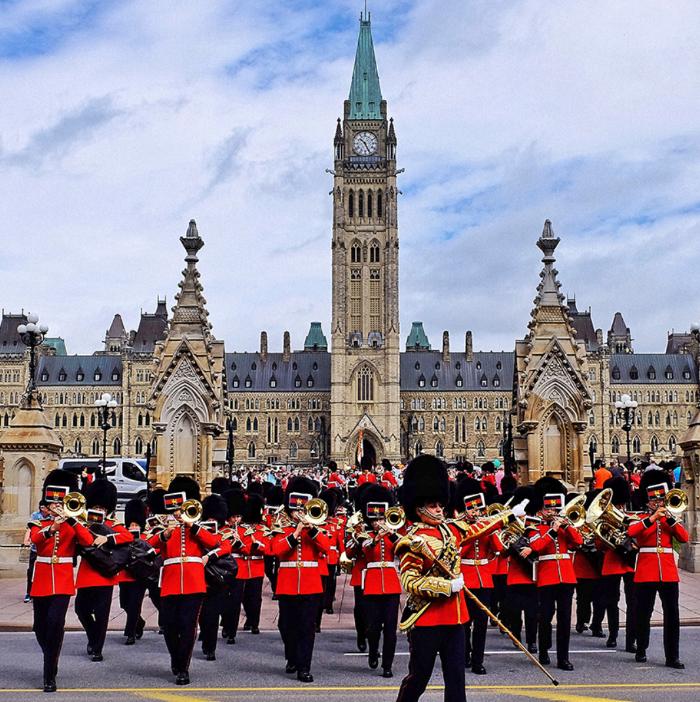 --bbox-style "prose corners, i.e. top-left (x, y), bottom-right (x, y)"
top-left (357, 438), bottom-right (377, 467)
